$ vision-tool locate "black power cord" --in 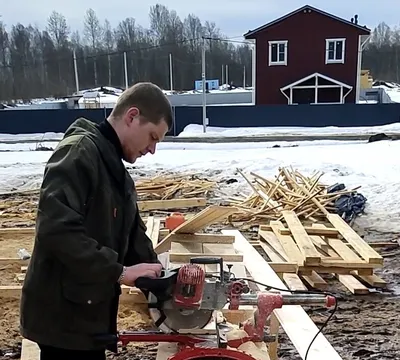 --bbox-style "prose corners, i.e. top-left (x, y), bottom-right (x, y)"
top-left (231, 277), bottom-right (338, 360)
